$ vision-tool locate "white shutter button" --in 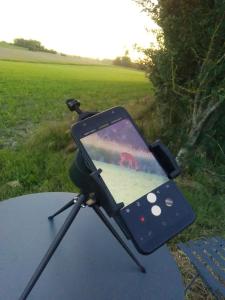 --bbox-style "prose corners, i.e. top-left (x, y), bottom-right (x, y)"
top-left (147, 193), bottom-right (157, 203)
top-left (151, 205), bottom-right (161, 216)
